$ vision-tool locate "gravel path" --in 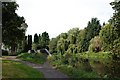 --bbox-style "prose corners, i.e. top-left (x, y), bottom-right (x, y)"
top-left (3, 56), bottom-right (69, 79)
